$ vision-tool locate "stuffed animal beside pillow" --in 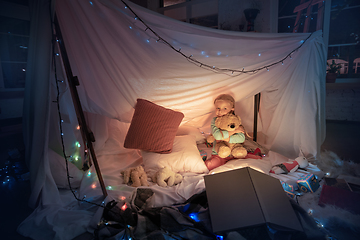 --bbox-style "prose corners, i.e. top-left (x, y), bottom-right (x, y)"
top-left (152, 166), bottom-right (183, 187)
top-left (121, 165), bottom-right (149, 187)
top-left (207, 114), bottom-right (247, 159)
